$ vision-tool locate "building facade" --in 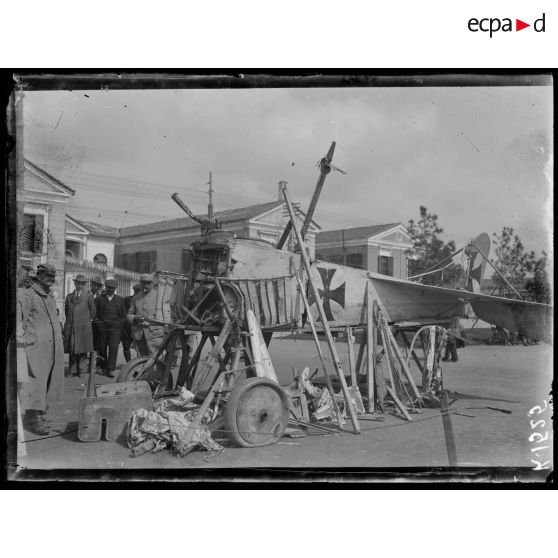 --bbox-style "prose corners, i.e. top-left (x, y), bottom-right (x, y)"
top-left (315, 223), bottom-right (414, 279)
top-left (18, 159), bottom-right (76, 312)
